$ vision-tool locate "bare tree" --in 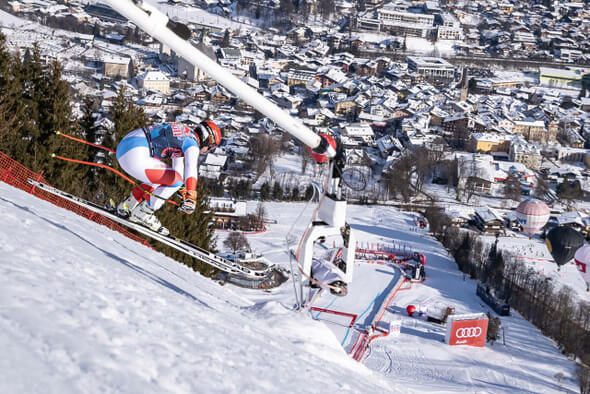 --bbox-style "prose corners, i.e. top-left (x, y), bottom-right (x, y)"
top-left (534, 174), bottom-right (551, 200)
top-left (413, 146), bottom-right (432, 194)
top-left (457, 157), bottom-right (483, 203)
top-left (249, 133), bottom-right (280, 175)
top-left (318, 0), bottom-right (335, 20)
top-left (503, 175), bottom-right (521, 202)
top-left (223, 231), bottom-right (250, 253)
top-left (279, 131), bottom-right (291, 153)
top-left (382, 153), bottom-right (413, 202)
top-left (300, 142), bottom-right (311, 174)
top-left (254, 202), bottom-right (266, 231)
top-left (441, 158), bottom-right (458, 193)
